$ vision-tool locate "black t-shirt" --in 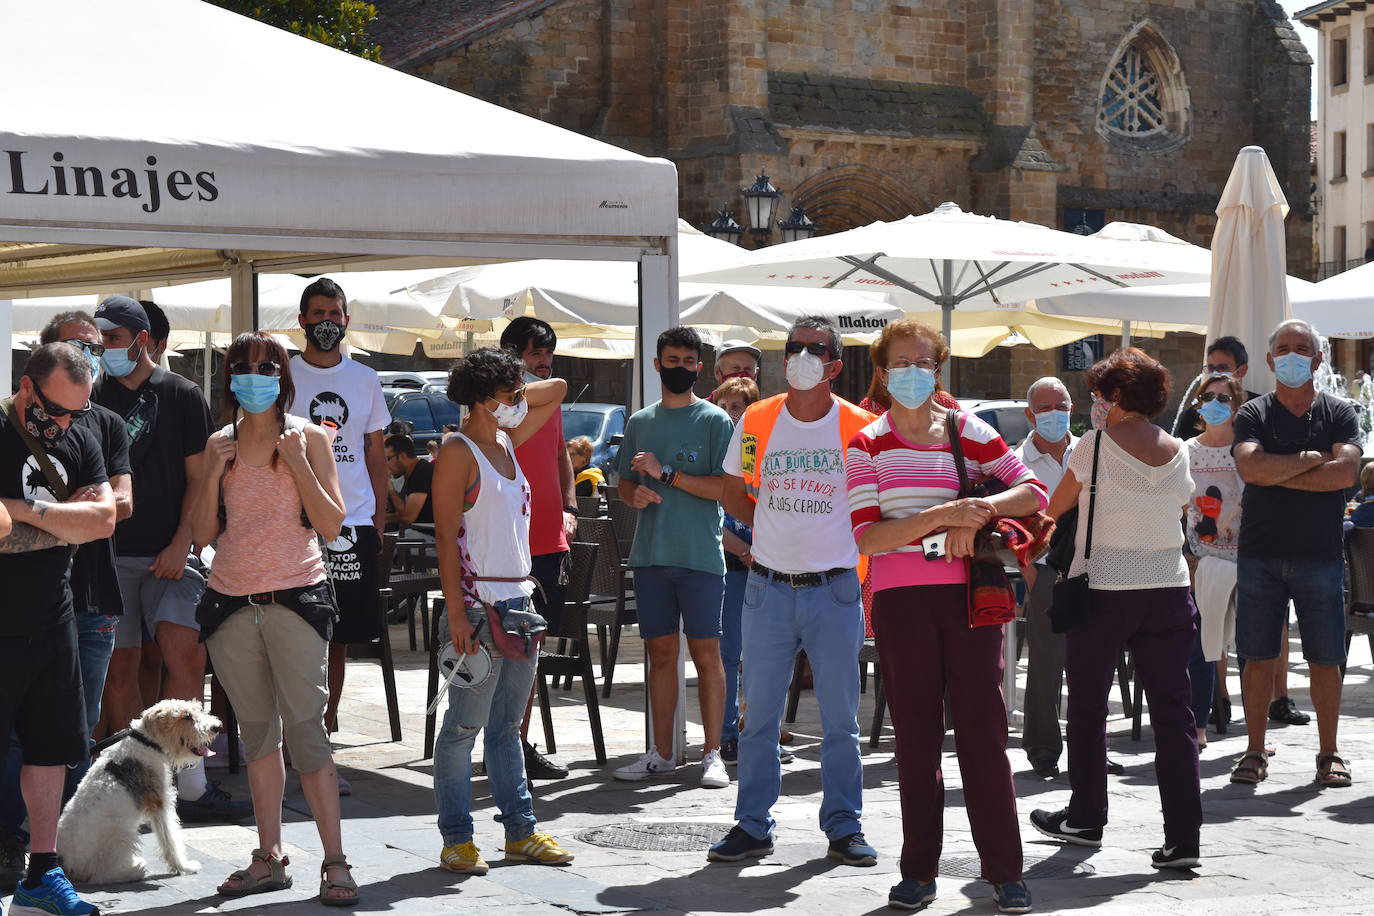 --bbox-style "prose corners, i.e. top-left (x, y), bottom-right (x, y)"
top-left (71, 404), bottom-right (131, 616)
top-left (1233, 391), bottom-right (1361, 560)
top-left (0, 411), bottom-right (107, 635)
top-left (95, 368), bottom-right (211, 557)
top-left (401, 459), bottom-right (435, 524)
top-left (1173, 389), bottom-right (1261, 441)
